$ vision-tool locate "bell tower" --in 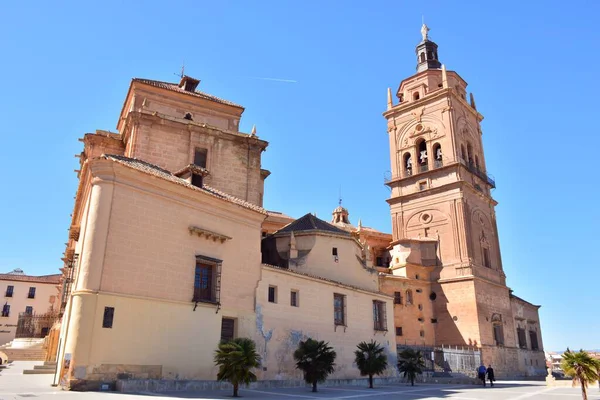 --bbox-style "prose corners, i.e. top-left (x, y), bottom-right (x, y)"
top-left (383, 25), bottom-right (517, 355)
